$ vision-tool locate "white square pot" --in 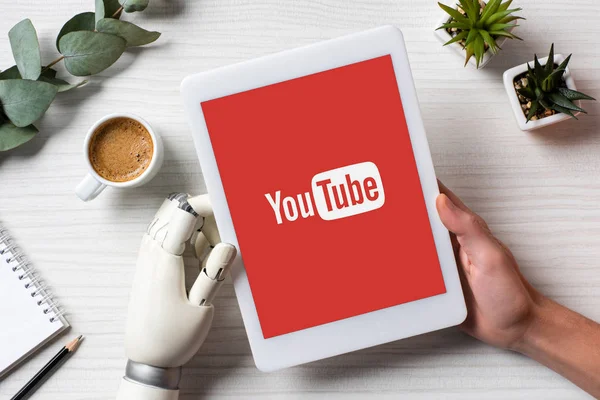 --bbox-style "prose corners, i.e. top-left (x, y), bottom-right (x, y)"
top-left (503, 54), bottom-right (579, 131)
top-left (433, 6), bottom-right (515, 69)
